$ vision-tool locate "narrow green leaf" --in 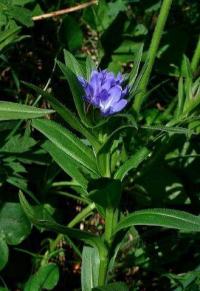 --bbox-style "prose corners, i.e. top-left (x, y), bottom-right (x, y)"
top-left (93, 282), bottom-right (129, 291)
top-left (19, 192), bottom-right (107, 257)
top-left (181, 55), bottom-right (193, 79)
top-left (32, 119), bottom-right (99, 176)
top-left (64, 49), bottom-right (85, 77)
top-left (176, 77), bottom-right (184, 117)
top-left (131, 57), bottom-right (149, 99)
top-left (128, 44), bottom-right (144, 89)
top-left (141, 124), bottom-right (195, 135)
top-left (0, 27), bottom-right (21, 51)
top-left (97, 125), bottom-right (137, 175)
top-left (12, 0), bottom-right (34, 5)
top-left (114, 147), bottom-right (149, 181)
top-left (81, 246), bottom-right (100, 291)
top-left (23, 82), bottom-right (100, 150)
top-left (57, 61), bottom-right (92, 126)
top-left (0, 237), bottom-right (9, 271)
top-left (86, 56), bottom-right (97, 80)
top-left (0, 101), bottom-right (54, 121)
top-left (43, 140), bottom-right (88, 189)
top-left (114, 208), bottom-right (200, 234)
